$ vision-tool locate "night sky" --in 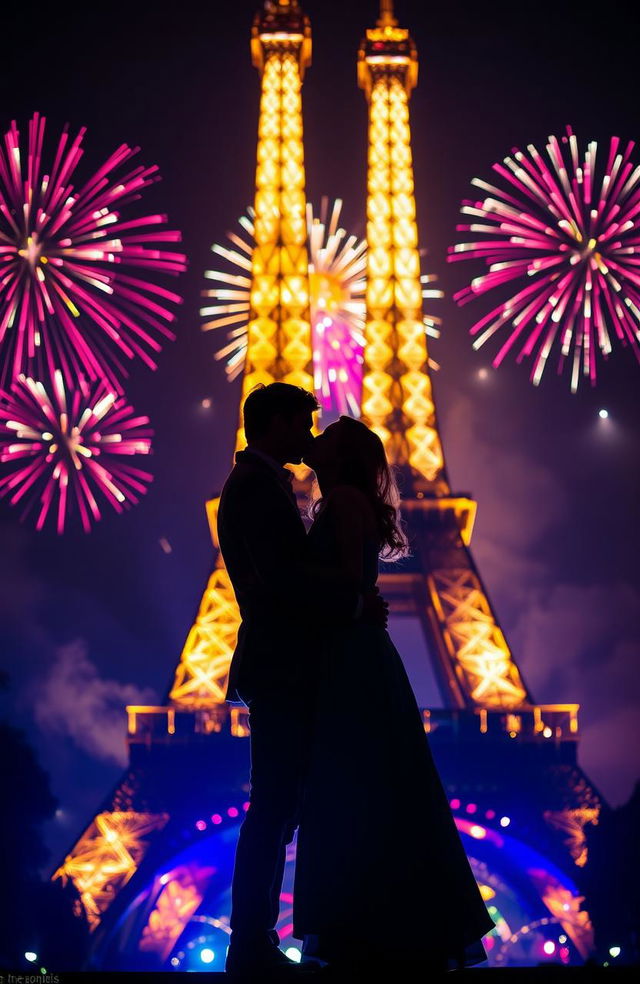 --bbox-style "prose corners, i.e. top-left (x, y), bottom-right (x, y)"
top-left (1, 0), bottom-right (639, 875)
